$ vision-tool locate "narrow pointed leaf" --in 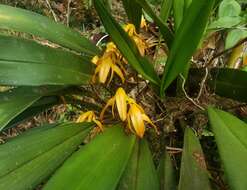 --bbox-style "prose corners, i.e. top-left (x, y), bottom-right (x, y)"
top-left (208, 108), bottom-right (247, 190)
top-left (160, 0), bottom-right (173, 23)
top-left (44, 126), bottom-right (136, 190)
top-left (189, 68), bottom-right (247, 103)
top-left (173, 0), bottom-right (192, 31)
top-left (173, 0), bottom-right (185, 31)
top-left (122, 0), bottom-right (142, 31)
top-left (0, 86), bottom-right (63, 131)
top-left (0, 122), bottom-right (92, 190)
top-left (209, 68), bottom-right (247, 103)
top-left (178, 128), bottom-right (211, 190)
top-left (118, 139), bottom-right (159, 190)
top-left (4, 96), bottom-right (60, 130)
top-left (0, 35), bottom-right (94, 86)
top-left (136, 0), bottom-right (174, 48)
top-left (93, 0), bottom-right (160, 86)
top-left (157, 150), bottom-right (176, 190)
top-left (0, 5), bottom-right (99, 55)
top-left (160, 0), bottom-right (215, 96)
